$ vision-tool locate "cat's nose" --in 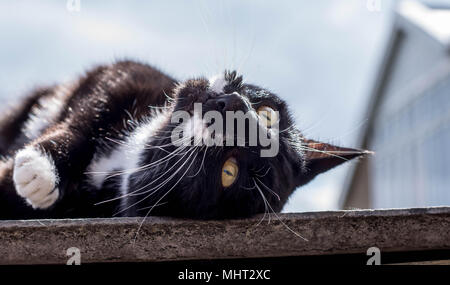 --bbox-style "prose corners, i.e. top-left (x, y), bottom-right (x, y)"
top-left (215, 92), bottom-right (248, 113)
